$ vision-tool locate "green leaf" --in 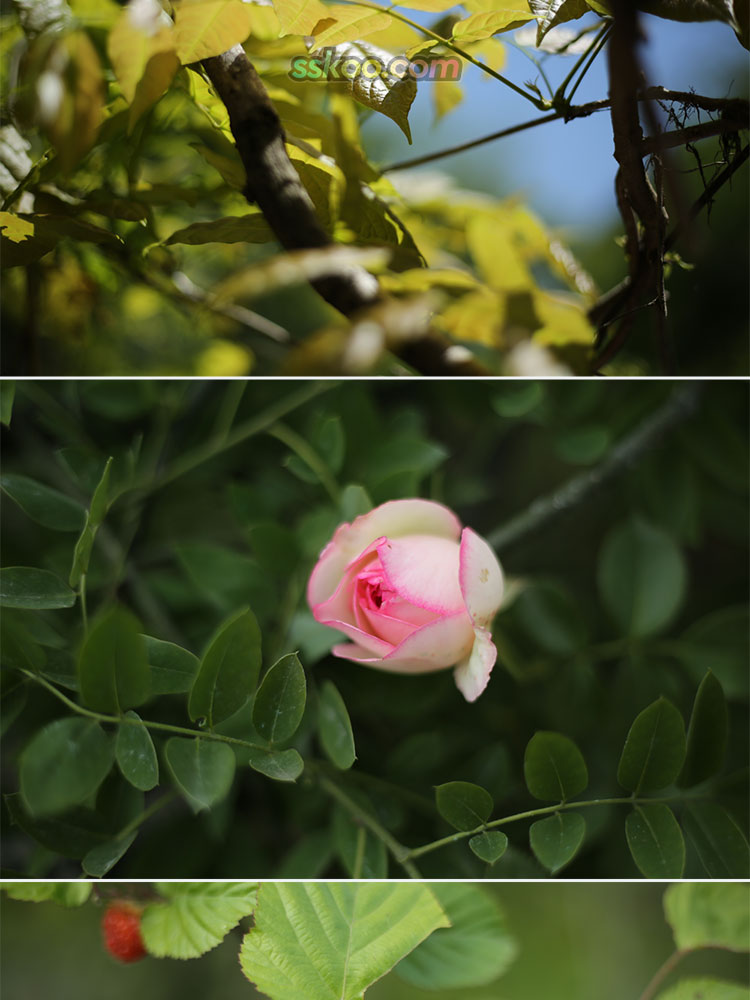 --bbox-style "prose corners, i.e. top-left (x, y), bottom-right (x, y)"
top-left (395, 883), bottom-right (517, 989)
top-left (316, 41), bottom-right (417, 142)
top-left (144, 635), bottom-right (200, 695)
top-left (188, 607), bottom-right (262, 727)
top-left (339, 483), bottom-right (373, 521)
top-left (165, 737), bottom-right (236, 812)
top-left (78, 606), bottom-right (150, 714)
top-left (528, 0), bottom-right (591, 43)
top-left (678, 672), bottom-right (728, 787)
top-left (81, 831), bottom-right (137, 878)
top-left (246, 746), bottom-right (304, 782)
top-left (0, 882), bottom-right (92, 905)
top-left (5, 792), bottom-right (113, 859)
top-left (317, 680), bottom-right (356, 770)
top-left (252, 652), bottom-right (307, 745)
top-left (617, 697), bottom-right (686, 794)
top-left (682, 802), bottom-right (750, 878)
top-left (115, 711), bottom-right (159, 791)
top-left (529, 812), bottom-right (586, 873)
top-left (20, 718), bottom-right (114, 817)
top-left (664, 882), bottom-right (750, 952)
top-left (469, 830), bottom-right (508, 864)
top-left (1, 474), bottom-right (86, 532)
top-left (141, 882), bottom-right (258, 959)
top-left (676, 607), bottom-right (749, 699)
top-left (513, 582), bottom-right (587, 655)
top-left (523, 731), bottom-right (588, 802)
top-left (0, 567), bottom-right (76, 609)
top-left (165, 214), bottom-right (271, 246)
top-left (435, 781), bottom-right (494, 831)
top-left (491, 382), bottom-right (545, 418)
top-left (239, 883), bottom-right (450, 1000)
top-left (69, 456), bottom-right (113, 589)
top-left (625, 804), bottom-right (686, 878)
top-left (656, 979), bottom-right (750, 1000)
top-left (598, 517), bottom-right (687, 636)
top-left (0, 381), bottom-right (15, 426)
